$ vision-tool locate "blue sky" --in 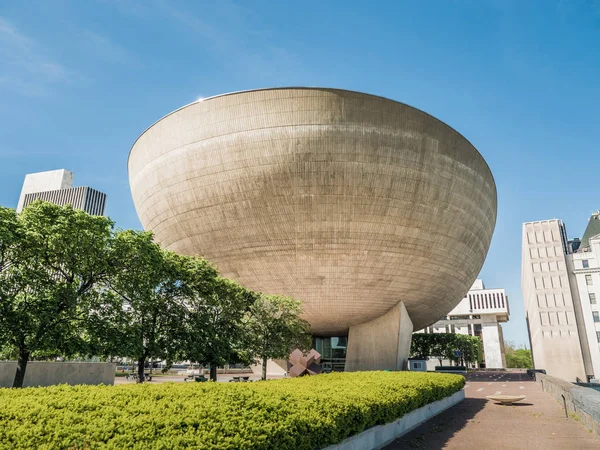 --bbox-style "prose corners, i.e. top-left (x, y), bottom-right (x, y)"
top-left (1, 0), bottom-right (599, 347)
